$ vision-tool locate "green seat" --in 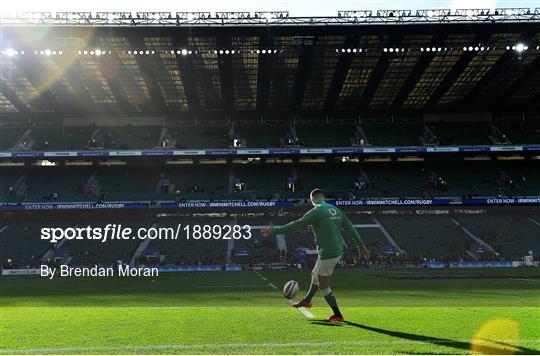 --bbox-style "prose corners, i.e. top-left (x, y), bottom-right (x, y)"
top-left (0, 127), bottom-right (27, 150)
top-left (362, 123), bottom-right (422, 146)
top-left (101, 126), bottom-right (162, 149)
top-left (296, 125), bottom-right (355, 147)
top-left (166, 126), bottom-right (229, 149)
top-left (379, 215), bottom-right (474, 259)
top-left (235, 125), bottom-right (288, 148)
top-left (428, 122), bottom-right (492, 145)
